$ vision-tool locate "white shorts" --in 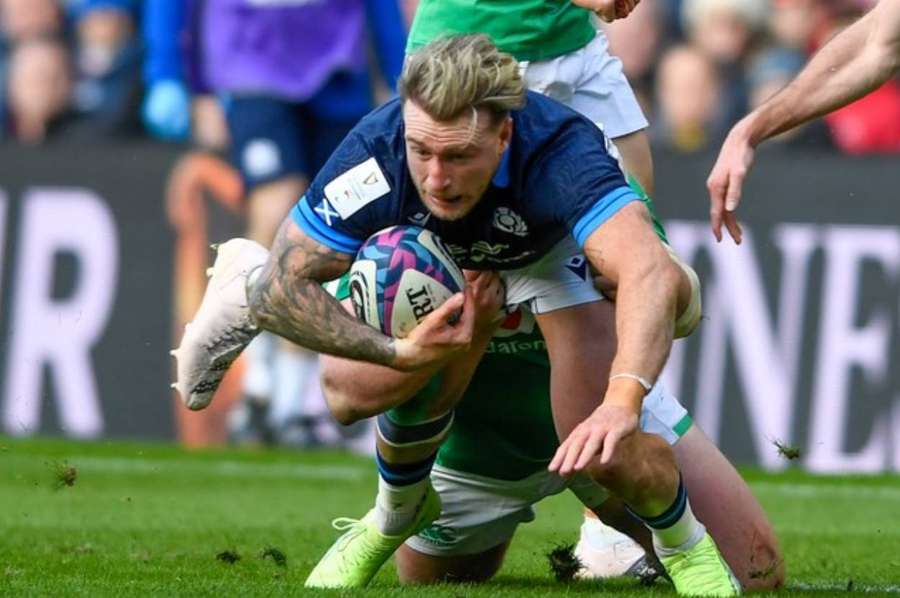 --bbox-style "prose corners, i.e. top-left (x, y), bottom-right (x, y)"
top-left (407, 383), bottom-right (691, 557)
top-left (500, 236), bottom-right (602, 315)
top-left (520, 31), bottom-right (648, 139)
top-left (406, 466), bottom-right (606, 557)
